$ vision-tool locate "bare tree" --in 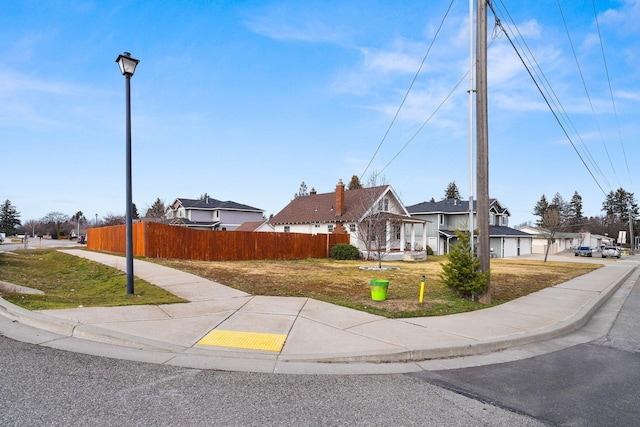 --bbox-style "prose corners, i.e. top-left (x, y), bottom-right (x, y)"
top-left (103, 213), bottom-right (126, 226)
top-left (540, 207), bottom-right (563, 262)
top-left (41, 212), bottom-right (70, 239)
top-left (352, 173), bottom-right (401, 268)
top-left (21, 219), bottom-right (42, 237)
